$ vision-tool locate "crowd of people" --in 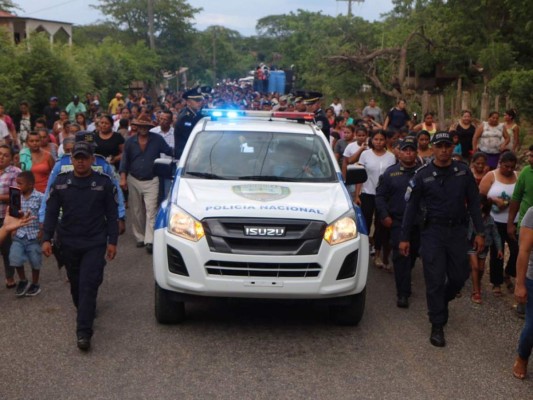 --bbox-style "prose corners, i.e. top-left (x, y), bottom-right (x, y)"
top-left (0, 87), bottom-right (531, 377)
top-left (329, 97), bottom-right (530, 378)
